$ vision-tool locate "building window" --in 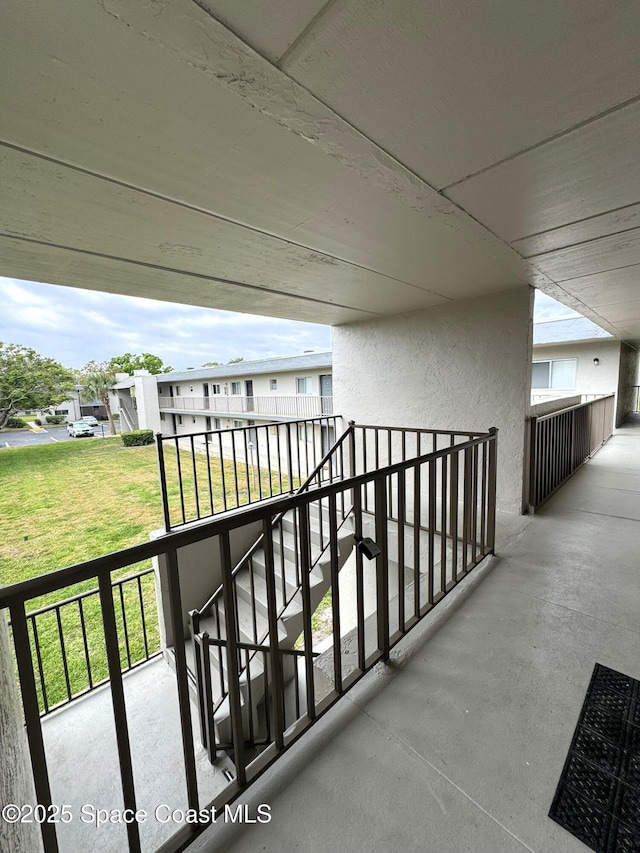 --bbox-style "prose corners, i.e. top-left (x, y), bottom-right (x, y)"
top-left (175, 386), bottom-right (181, 396)
top-left (205, 416), bottom-right (211, 431)
top-left (531, 359), bottom-right (577, 390)
top-left (231, 382), bottom-right (241, 395)
top-left (211, 384), bottom-right (221, 395)
top-left (160, 412), bottom-right (165, 421)
top-left (270, 378), bottom-right (277, 390)
top-left (248, 420), bottom-right (257, 444)
top-left (296, 377), bottom-right (313, 394)
top-left (54, 409), bottom-right (68, 416)
top-left (214, 418), bottom-right (221, 429)
top-left (233, 419), bottom-right (244, 428)
top-left (178, 415), bottom-right (183, 425)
